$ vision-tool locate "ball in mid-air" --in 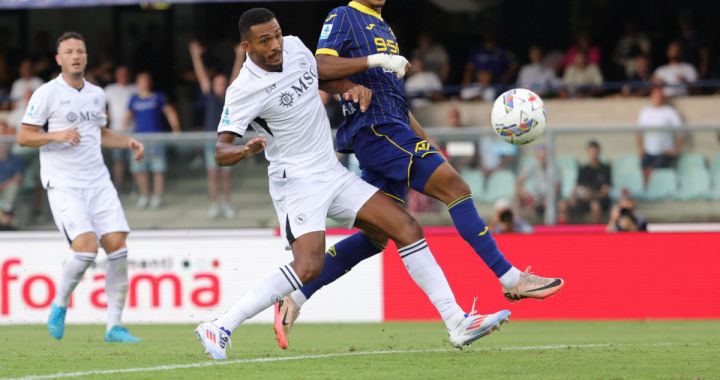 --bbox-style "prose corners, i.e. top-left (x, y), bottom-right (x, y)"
top-left (490, 88), bottom-right (547, 145)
